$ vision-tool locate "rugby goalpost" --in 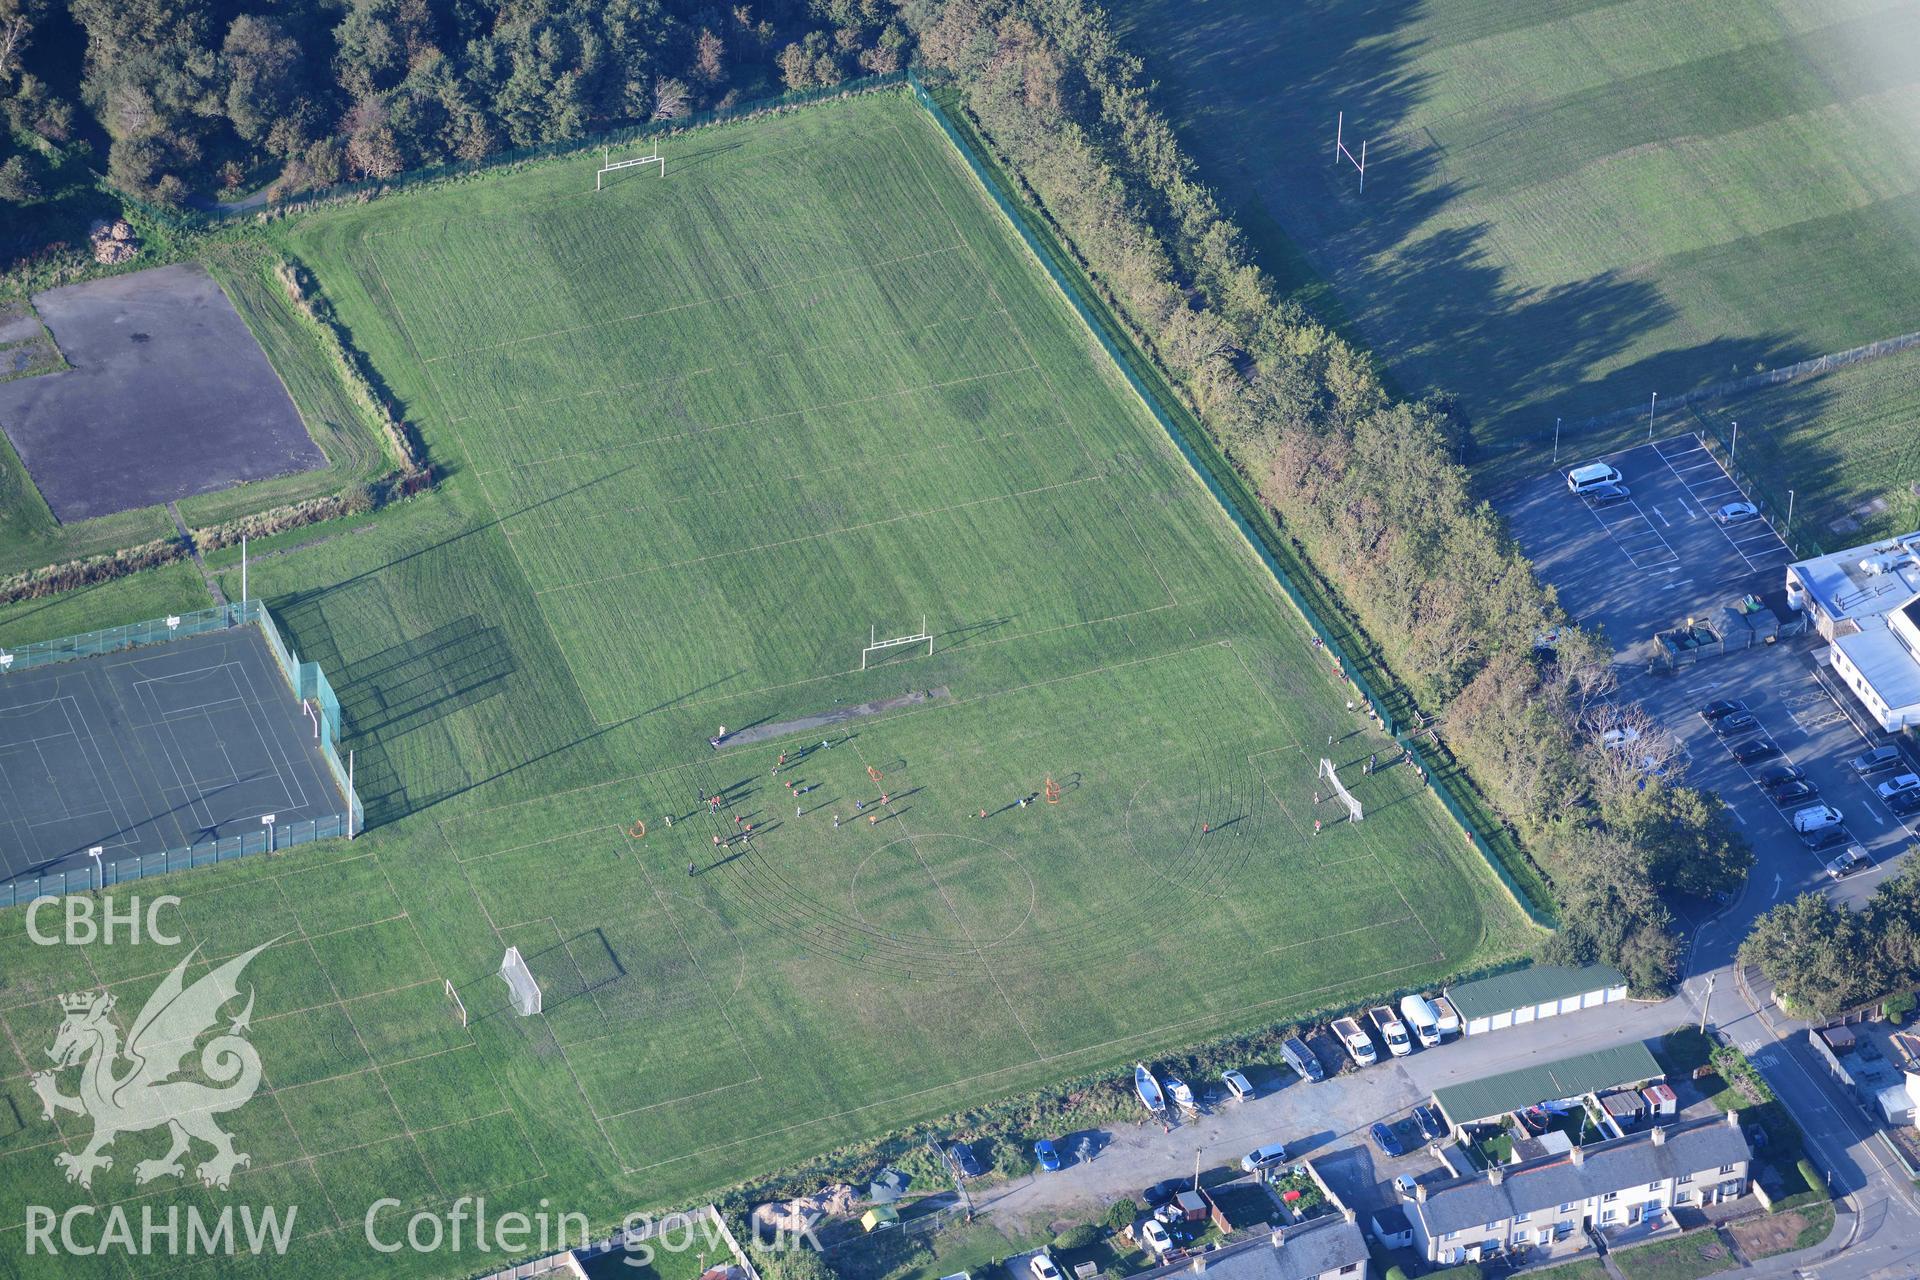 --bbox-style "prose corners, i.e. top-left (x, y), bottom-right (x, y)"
top-left (1319, 757), bottom-right (1364, 822)
top-left (597, 145), bottom-right (664, 190)
top-left (498, 946), bottom-right (542, 1016)
top-left (1332, 112), bottom-right (1368, 193)
top-left (863, 618), bottom-right (933, 669)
